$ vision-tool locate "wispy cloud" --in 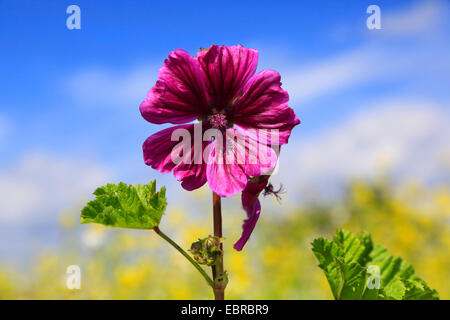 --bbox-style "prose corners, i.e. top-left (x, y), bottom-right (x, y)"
top-left (278, 99), bottom-right (450, 198)
top-left (280, 0), bottom-right (449, 108)
top-left (382, 0), bottom-right (447, 36)
top-left (66, 64), bottom-right (159, 108)
top-left (0, 152), bottom-right (113, 224)
top-left (63, 1), bottom-right (449, 112)
top-left (282, 46), bottom-right (390, 105)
